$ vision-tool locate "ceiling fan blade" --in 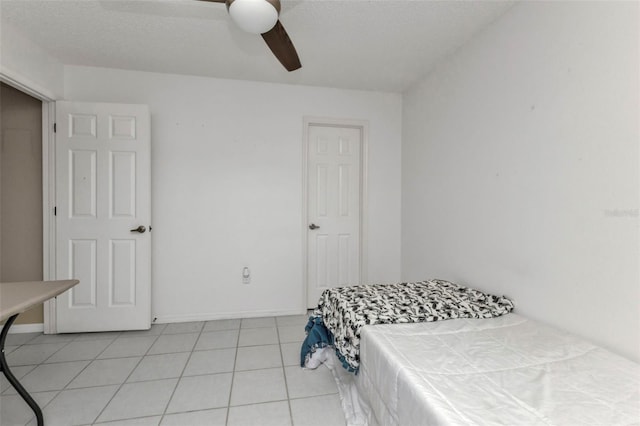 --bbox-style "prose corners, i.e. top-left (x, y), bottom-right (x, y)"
top-left (261, 20), bottom-right (301, 71)
top-left (197, 0), bottom-right (226, 3)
